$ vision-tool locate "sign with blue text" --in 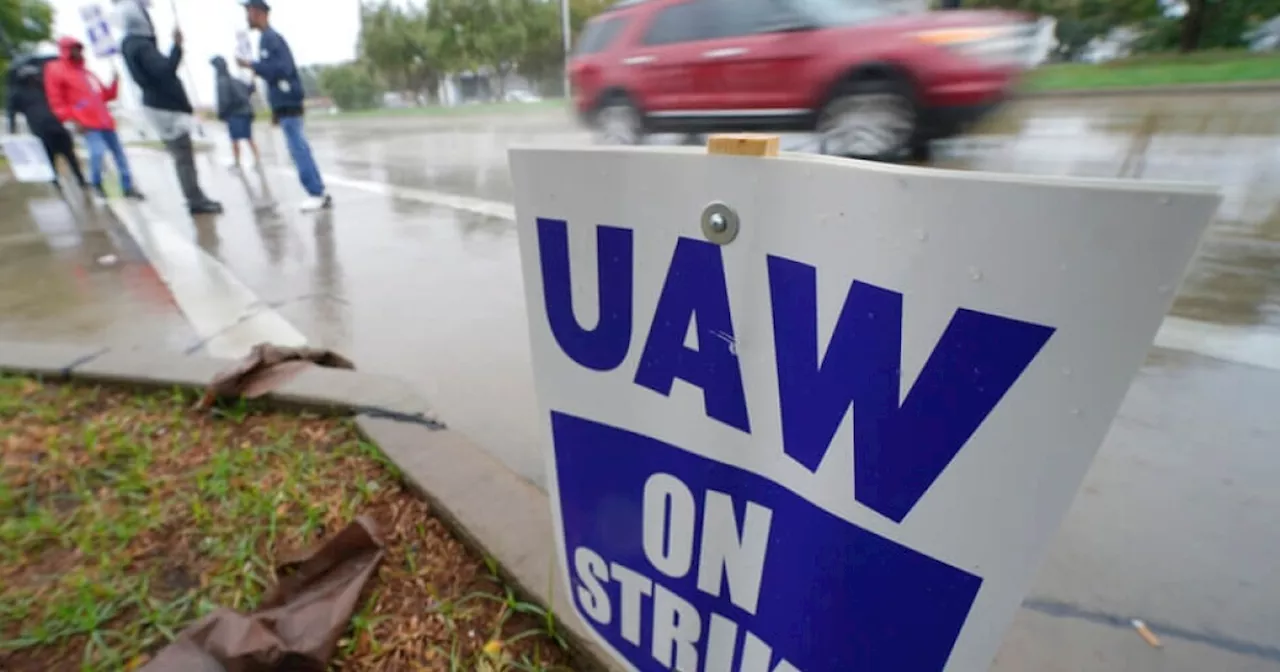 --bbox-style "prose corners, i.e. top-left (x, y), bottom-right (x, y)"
top-left (79, 3), bottom-right (117, 58)
top-left (510, 146), bottom-right (1219, 672)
